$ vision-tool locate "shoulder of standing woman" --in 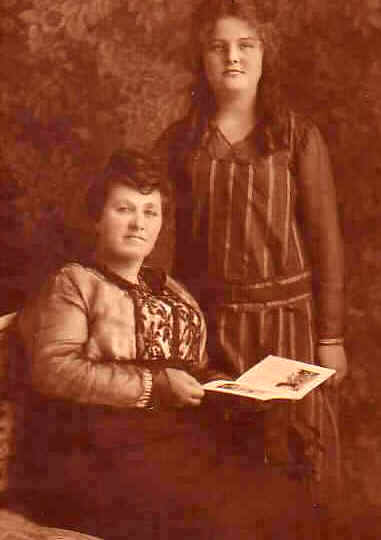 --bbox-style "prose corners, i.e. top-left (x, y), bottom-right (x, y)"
top-left (290, 111), bottom-right (326, 154)
top-left (153, 115), bottom-right (192, 156)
